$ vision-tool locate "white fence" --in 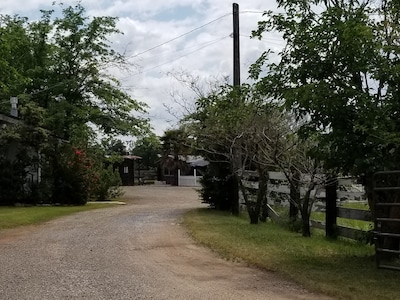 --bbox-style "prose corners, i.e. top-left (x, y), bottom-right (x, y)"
top-left (178, 169), bottom-right (202, 187)
top-left (242, 171), bottom-right (365, 207)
